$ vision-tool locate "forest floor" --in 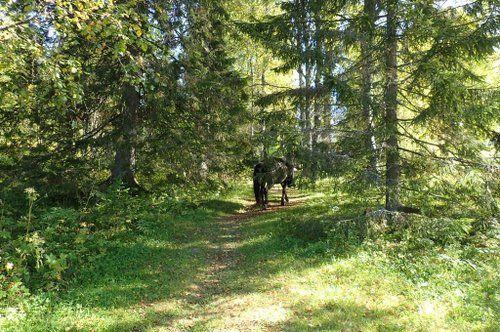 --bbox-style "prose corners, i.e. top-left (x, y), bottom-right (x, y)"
top-left (4, 186), bottom-right (497, 331)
